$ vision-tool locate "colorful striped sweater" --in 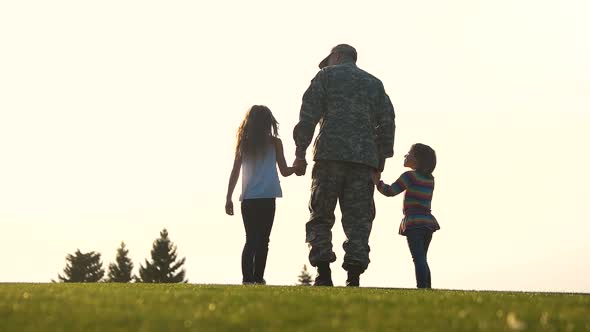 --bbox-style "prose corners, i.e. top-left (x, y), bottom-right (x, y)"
top-left (376, 170), bottom-right (440, 235)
